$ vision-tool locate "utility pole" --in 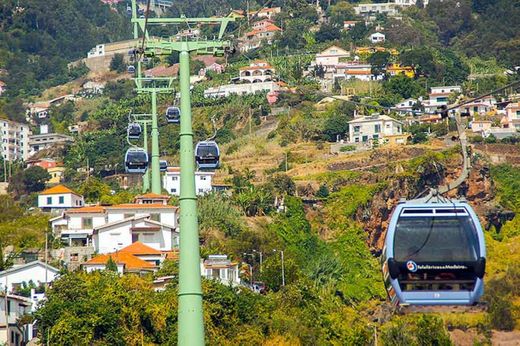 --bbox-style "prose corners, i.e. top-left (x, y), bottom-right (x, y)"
top-left (130, 2), bottom-right (234, 343)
